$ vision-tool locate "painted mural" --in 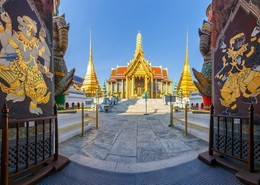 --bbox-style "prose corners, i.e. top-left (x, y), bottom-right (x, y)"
top-left (213, 1), bottom-right (260, 122)
top-left (0, 0), bottom-right (53, 121)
